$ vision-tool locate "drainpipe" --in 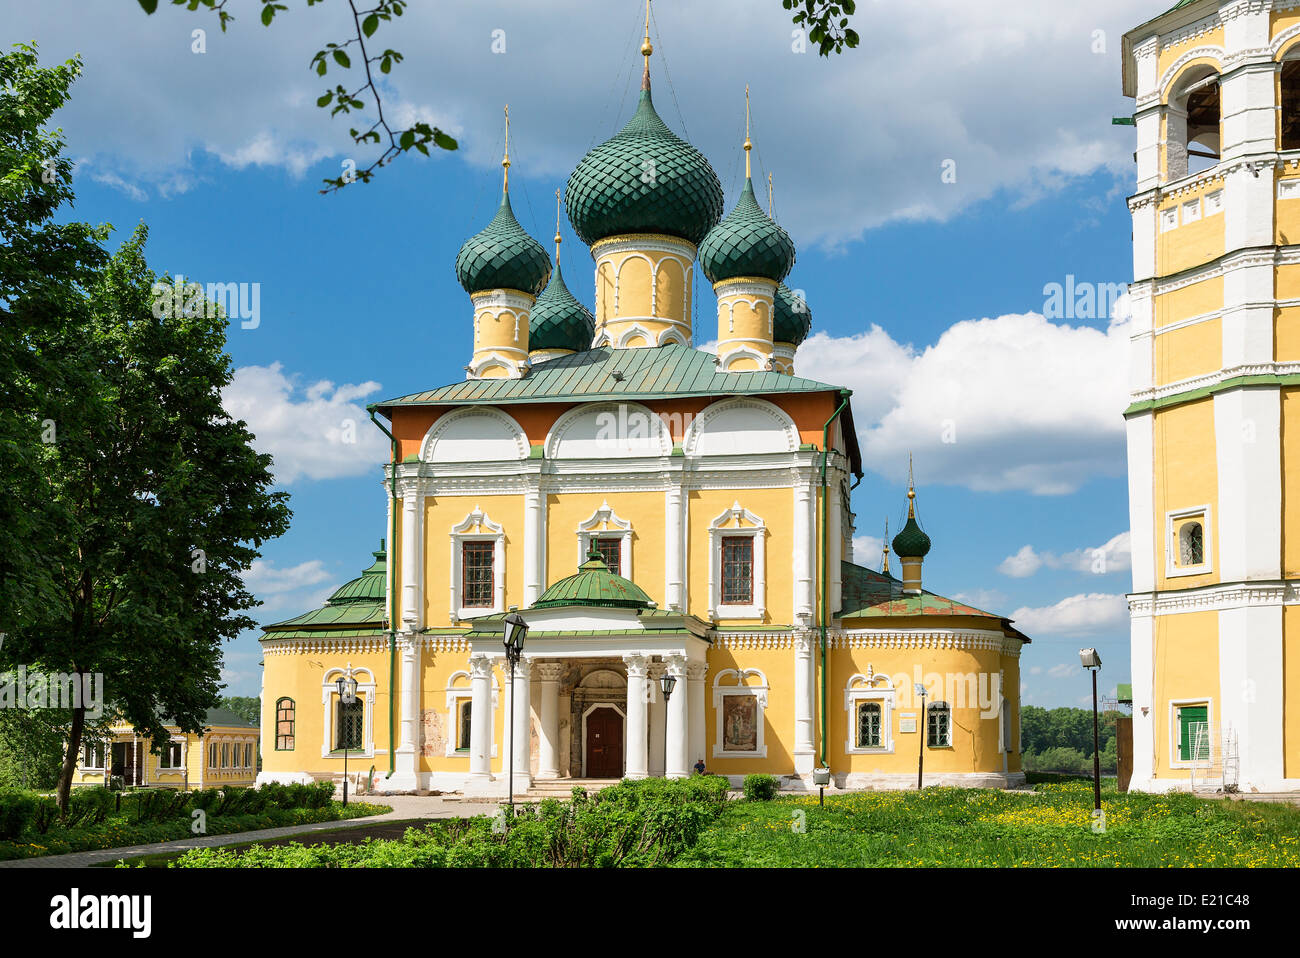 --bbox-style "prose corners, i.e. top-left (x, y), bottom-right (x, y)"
top-left (819, 390), bottom-right (850, 767)
top-left (368, 408), bottom-right (400, 780)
